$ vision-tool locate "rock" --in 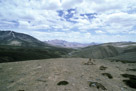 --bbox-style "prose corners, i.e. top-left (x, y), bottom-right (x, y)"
top-left (89, 81), bottom-right (107, 90)
top-left (121, 86), bottom-right (127, 91)
top-left (84, 62), bottom-right (94, 65)
top-left (83, 58), bottom-right (96, 65)
top-left (33, 66), bottom-right (42, 70)
top-left (99, 66), bottom-right (107, 70)
top-left (89, 58), bottom-right (96, 62)
top-left (36, 78), bottom-right (46, 83)
top-left (9, 68), bottom-right (13, 70)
